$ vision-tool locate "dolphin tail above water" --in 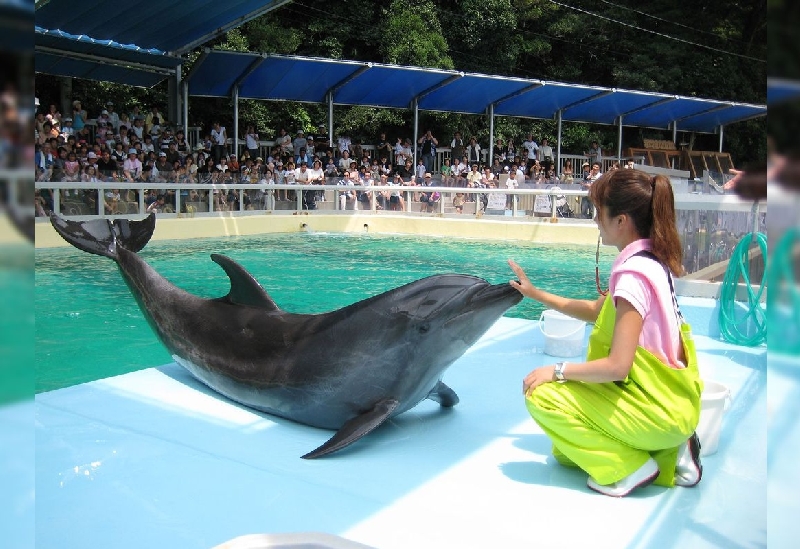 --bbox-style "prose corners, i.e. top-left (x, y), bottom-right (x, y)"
top-left (50, 213), bottom-right (155, 259)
